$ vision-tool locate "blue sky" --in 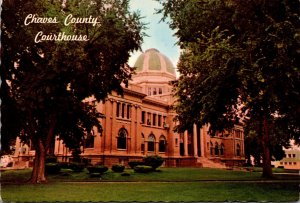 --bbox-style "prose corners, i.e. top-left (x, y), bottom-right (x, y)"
top-left (128, 0), bottom-right (180, 72)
